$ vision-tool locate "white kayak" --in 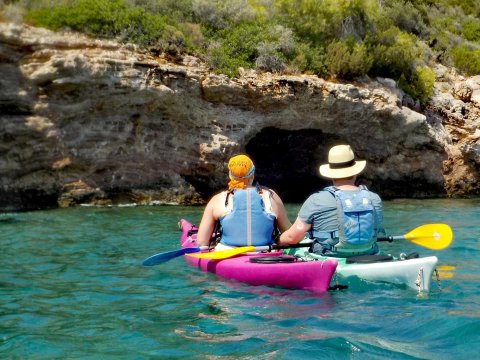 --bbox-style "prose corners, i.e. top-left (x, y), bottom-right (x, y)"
top-left (285, 248), bottom-right (439, 292)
